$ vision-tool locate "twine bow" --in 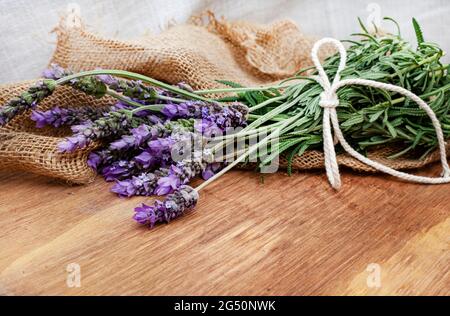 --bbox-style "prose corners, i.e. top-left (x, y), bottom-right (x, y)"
top-left (311, 38), bottom-right (450, 189)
